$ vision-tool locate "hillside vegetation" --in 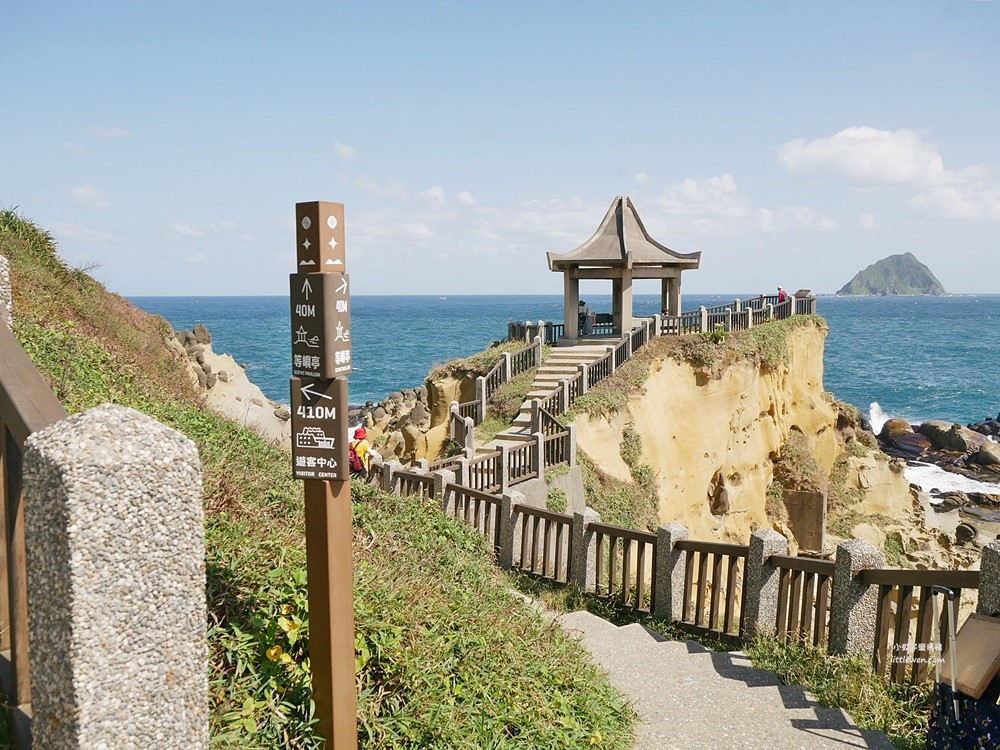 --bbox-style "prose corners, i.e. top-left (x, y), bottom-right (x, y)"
top-left (836, 252), bottom-right (946, 295)
top-left (0, 210), bottom-right (634, 749)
